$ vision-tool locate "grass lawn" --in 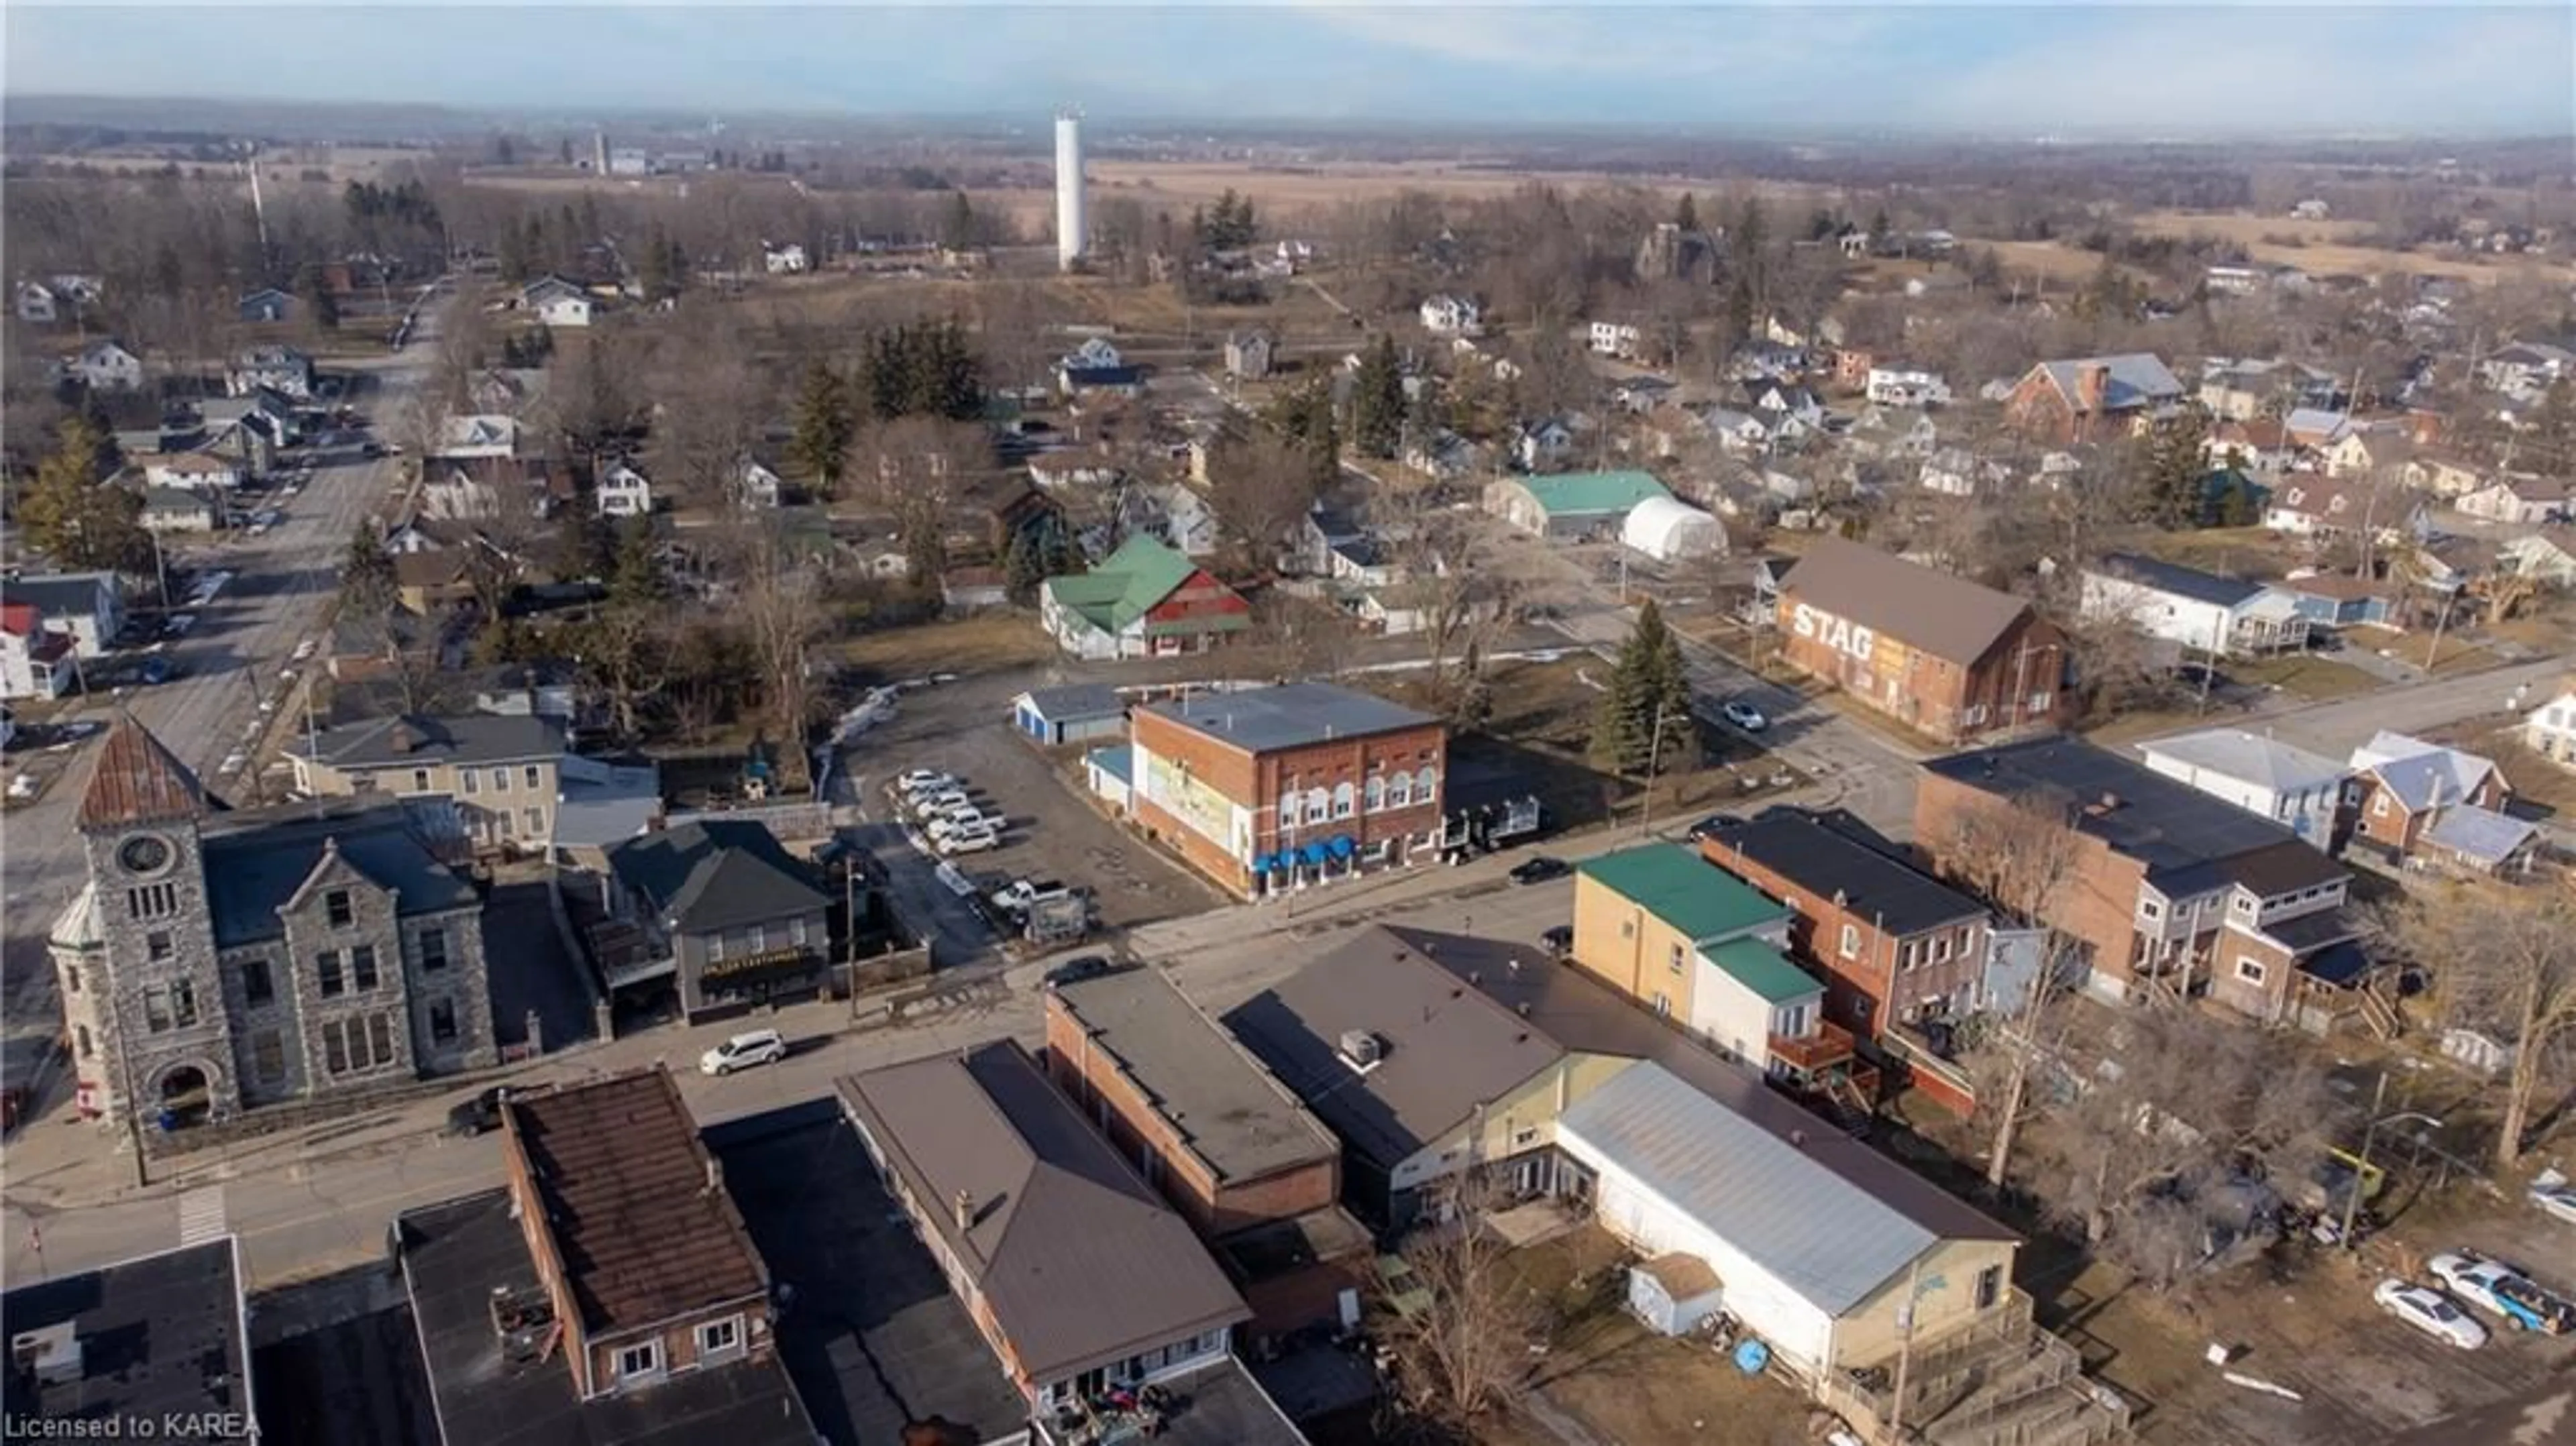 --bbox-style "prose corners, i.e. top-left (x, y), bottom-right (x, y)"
top-left (2140, 526), bottom-right (2298, 579)
top-left (2226, 653), bottom-right (2379, 700)
top-left (830, 614), bottom-right (1055, 678)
